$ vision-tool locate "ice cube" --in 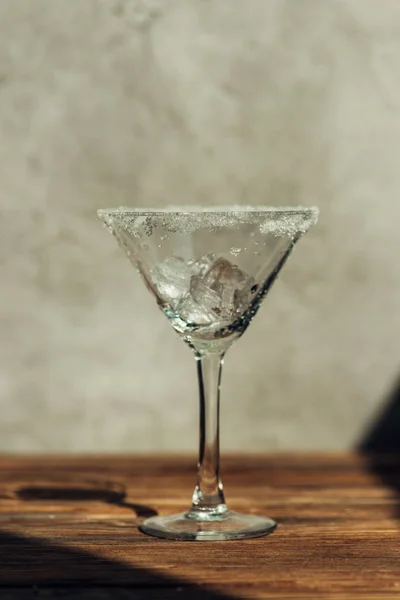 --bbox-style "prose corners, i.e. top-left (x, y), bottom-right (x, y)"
top-left (189, 253), bottom-right (217, 277)
top-left (190, 275), bottom-right (221, 311)
top-left (151, 257), bottom-right (190, 307)
top-left (204, 258), bottom-right (255, 316)
top-left (176, 294), bottom-right (217, 325)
